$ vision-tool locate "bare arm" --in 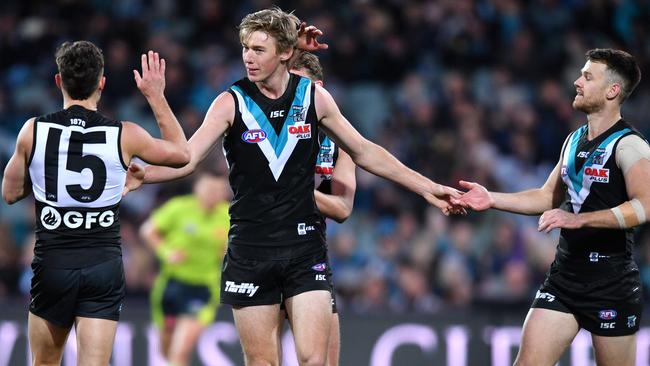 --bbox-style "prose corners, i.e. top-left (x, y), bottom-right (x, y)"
top-left (315, 149), bottom-right (356, 222)
top-left (141, 91), bottom-right (234, 184)
top-left (122, 51), bottom-right (189, 168)
top-left (2, 118), bottom-right (35, 204)
top-left (457, 156), bottom-right (565, 215)
top-left (538, 153), bottom-right (650, 232)
top-left (315, 85), bottom-right (459, 214)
